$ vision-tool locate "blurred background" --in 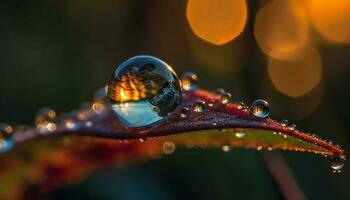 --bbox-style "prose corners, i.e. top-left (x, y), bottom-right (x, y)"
top-left (1, 0), bottom-right (350, 199)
